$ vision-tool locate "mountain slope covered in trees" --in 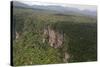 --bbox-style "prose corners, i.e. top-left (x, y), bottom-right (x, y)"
top-left (12, 1), bottom-right (97, 66)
